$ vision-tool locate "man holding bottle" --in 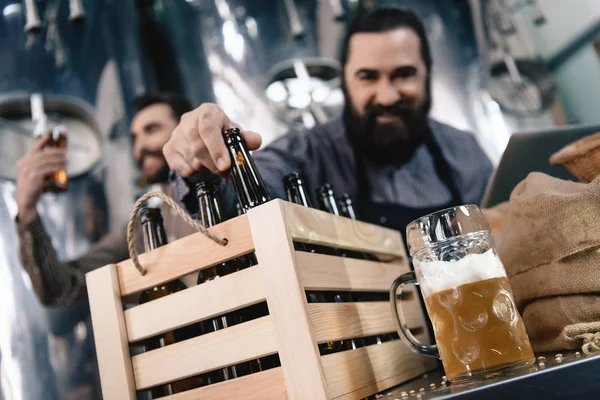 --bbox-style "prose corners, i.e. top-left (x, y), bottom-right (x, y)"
top-left (15, 93), bottom-right (197, 307)
top-left (164, 6), bottom-right (493, 234)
